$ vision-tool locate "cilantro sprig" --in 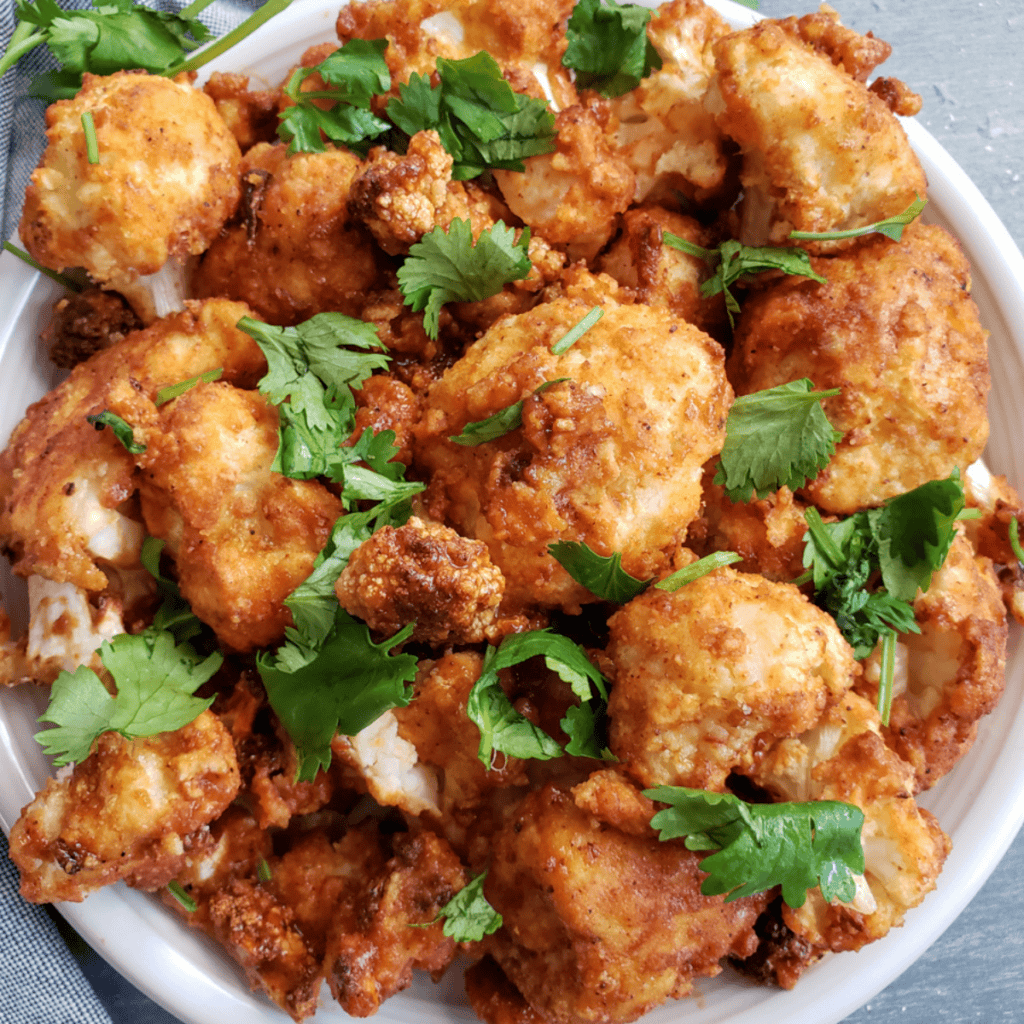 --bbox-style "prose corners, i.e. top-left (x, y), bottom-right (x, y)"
top-left (86, 409), bottom-right (145, 454)
top-left (448, 378), bottom-right (569, 446)
top-left (714, 379), bottom-right (843, 502)
top-left (663, 234), bottom-right (827, 326)
top-left (413, 871), bottom-right (503, 942)
top-left (397, 219), bottom-right (532, 340)
top-left (386, 51), bottom-right (557, 180)
top-left (789, 196), bottom-right (928, 242)
top-left (645, 786), bottom-right (865, 908)
top-left (562, 0), bottom-right (662, 97)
